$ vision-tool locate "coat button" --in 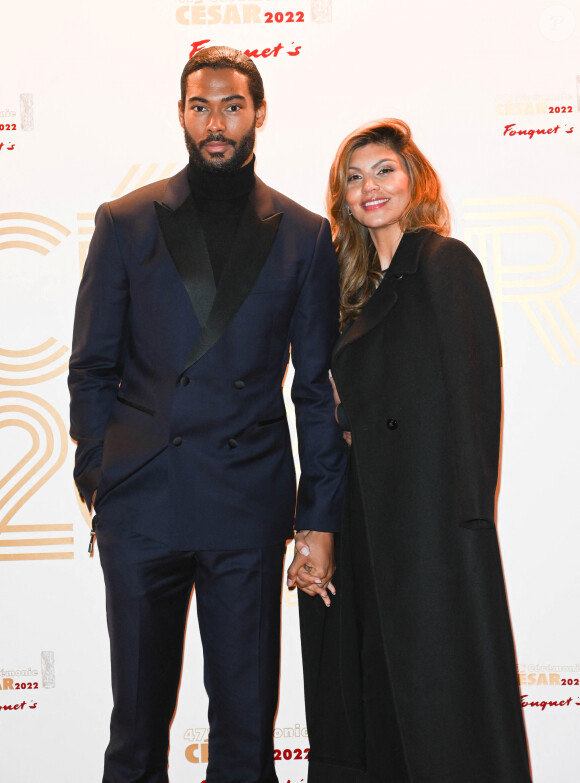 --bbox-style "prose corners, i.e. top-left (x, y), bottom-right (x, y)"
top-left (228, 438), bottom-right (238, 449)
top-left (179, 376), bottom-right (190, 387)
top-left (233, 380), bottom-right (245, 389)
top-left (173, 436), bottom-right (183, 446)
top-left (386, 418), bottom-right (398, 430)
